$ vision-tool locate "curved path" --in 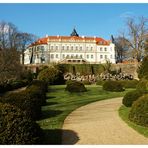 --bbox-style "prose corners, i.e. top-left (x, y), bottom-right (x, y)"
top-left (62, 97), bottom-right (148, 144)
